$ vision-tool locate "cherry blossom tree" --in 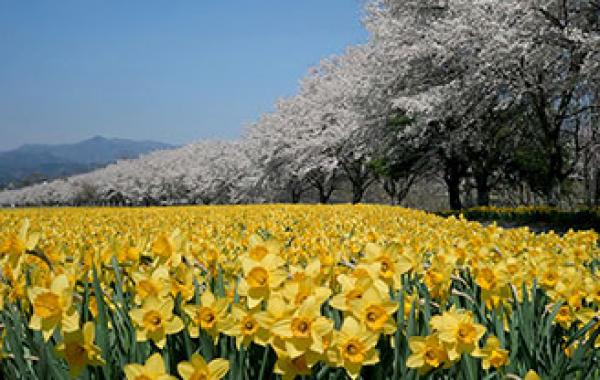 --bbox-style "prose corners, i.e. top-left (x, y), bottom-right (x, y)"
top-left (1, 0), bottom-right (598, 209)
